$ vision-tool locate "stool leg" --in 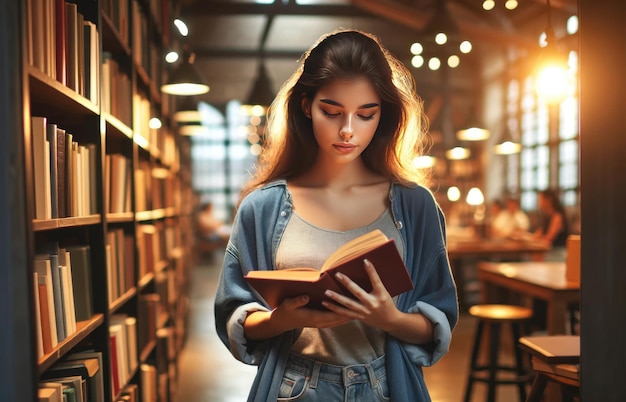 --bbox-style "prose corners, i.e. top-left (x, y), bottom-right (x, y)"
top-left (511, 323), bottom-right (528, 401)
top-left (487, 323), bottom-right (501, 402)
top-left (526, 373), bottom-right (548, 402)
top-left (463, 320), bottom-right (485, 402)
